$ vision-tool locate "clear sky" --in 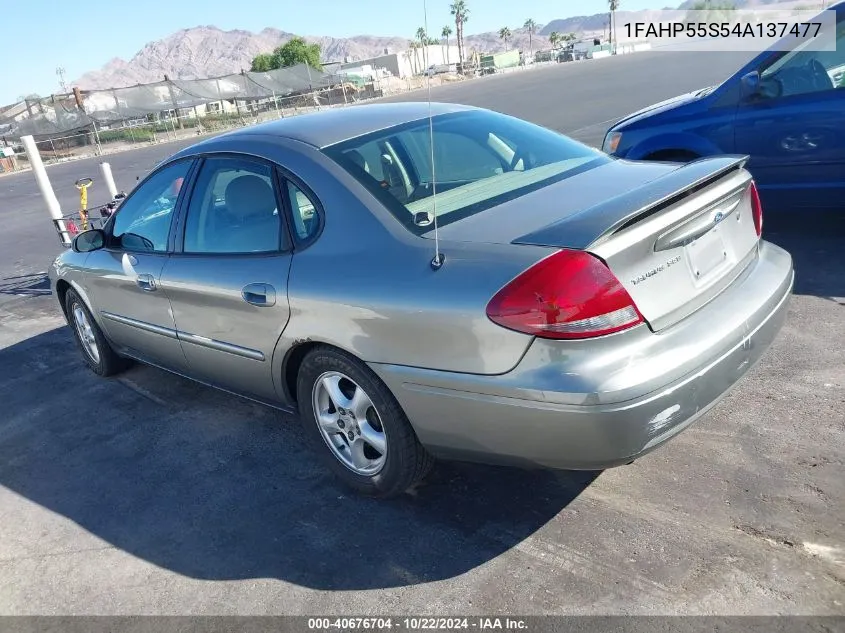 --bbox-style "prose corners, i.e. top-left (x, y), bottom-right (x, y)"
top-left (4, 0), bottom-right (664, 105)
